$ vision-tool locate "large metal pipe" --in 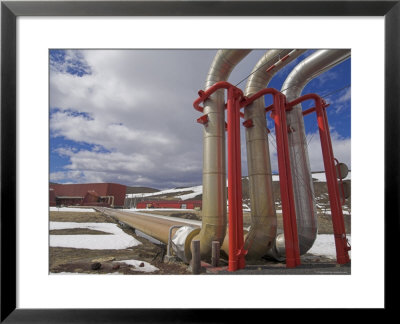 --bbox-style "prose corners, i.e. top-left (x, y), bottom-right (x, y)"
top-left (96, 208), bottom-right (200, 262)
top-left (193, 49), bottom-right (251, 260)
top-left (243, 49), bottom-right (307, 259)
top-left (271, 49), bottom-right (351, 259)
